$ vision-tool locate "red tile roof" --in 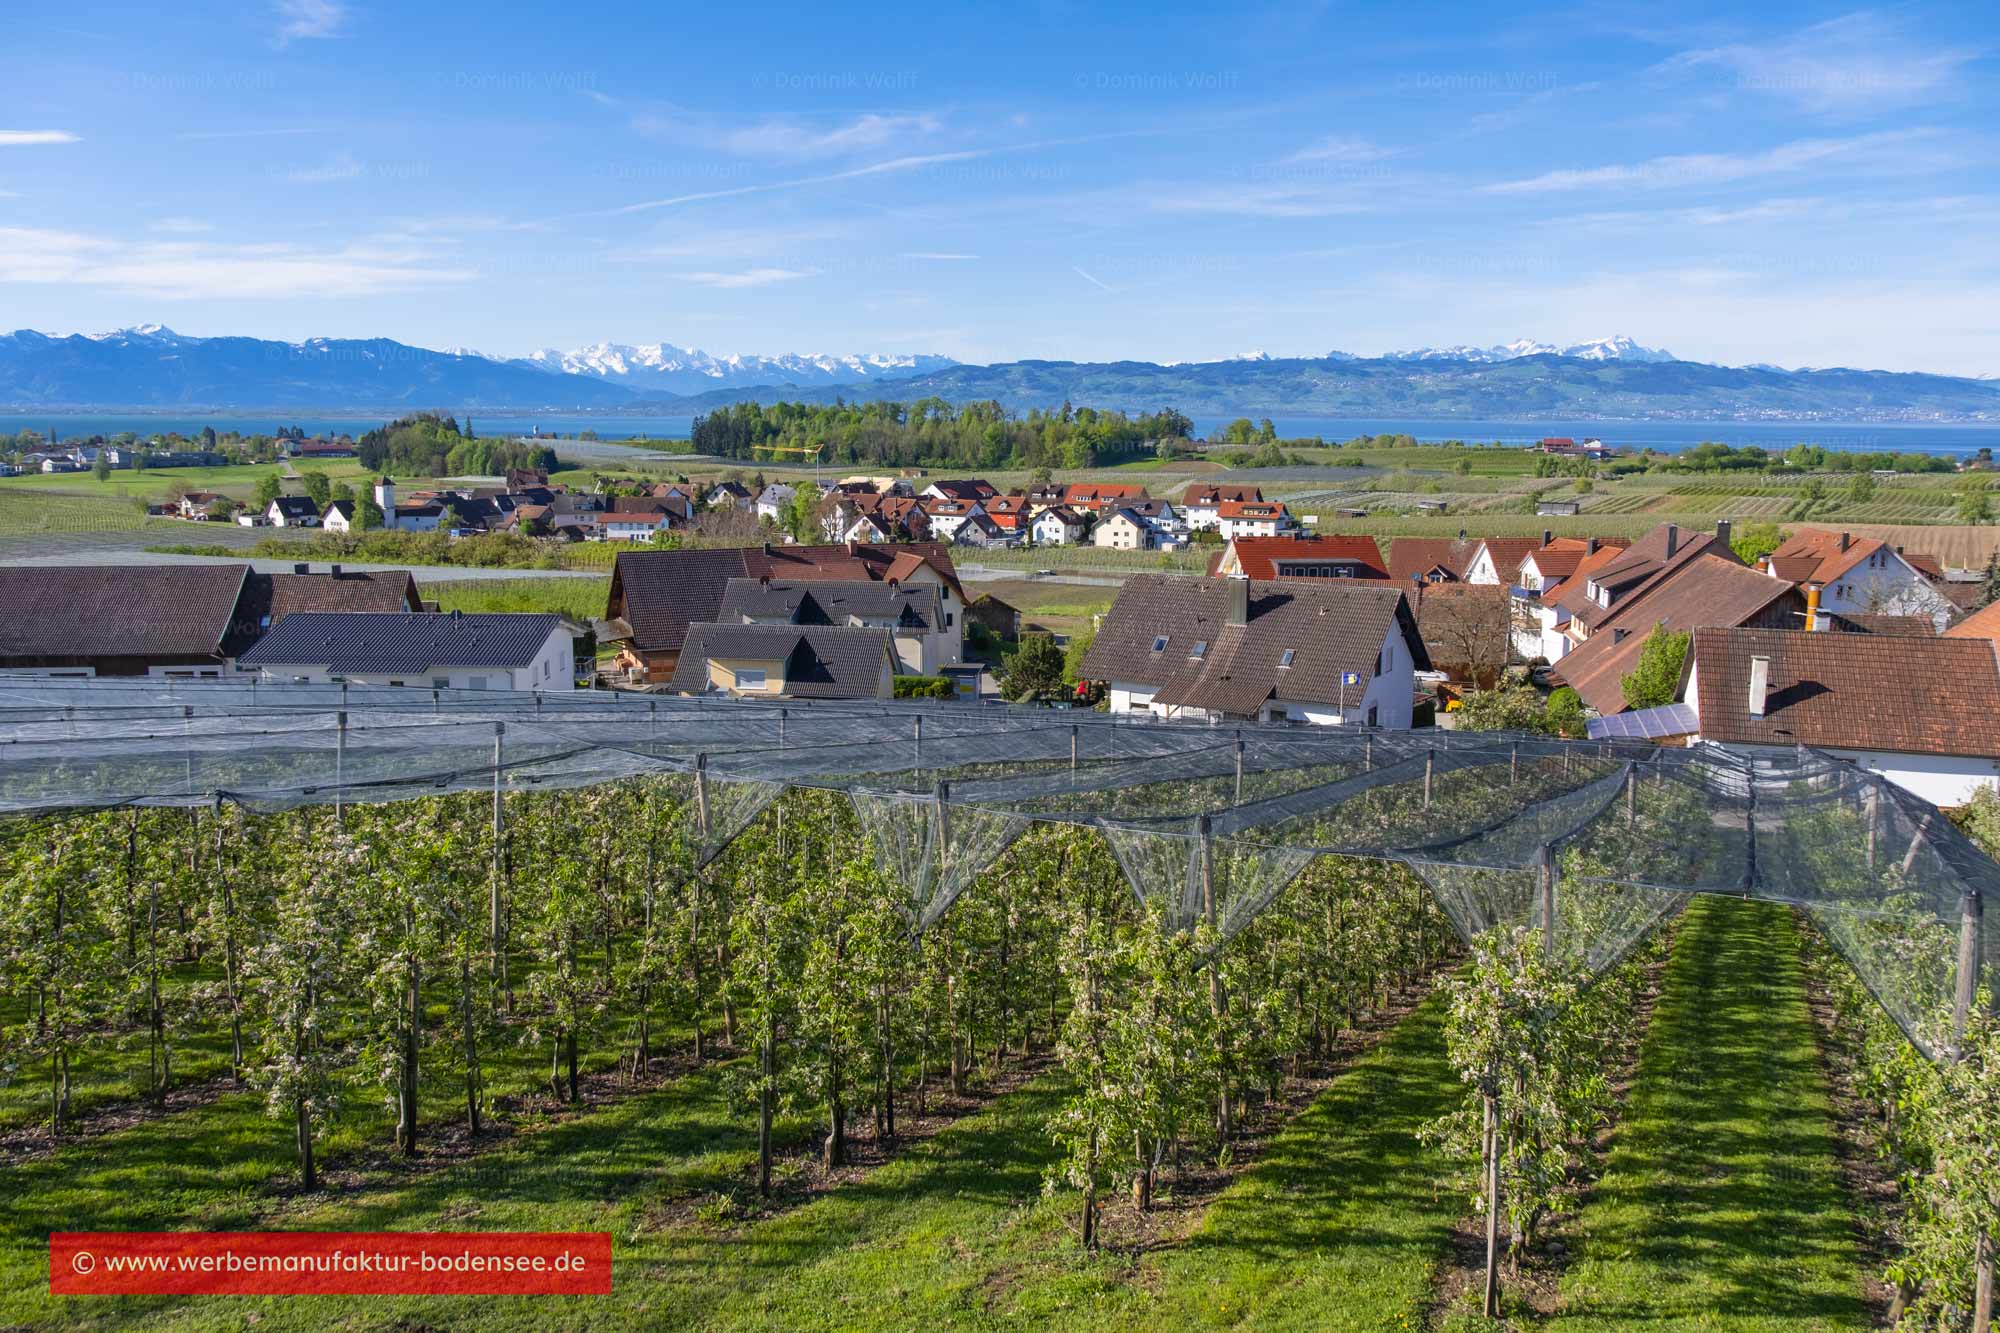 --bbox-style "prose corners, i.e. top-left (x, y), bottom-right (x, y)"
top-left (1210, 535), bottom-right (1388, 580)
top-left (1761, 528), bottom-right (1893, 587)
top-left (1387, 537), bottom-right (1480, 585)
top-left (1944, 598), bottom-right (2000, 646)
